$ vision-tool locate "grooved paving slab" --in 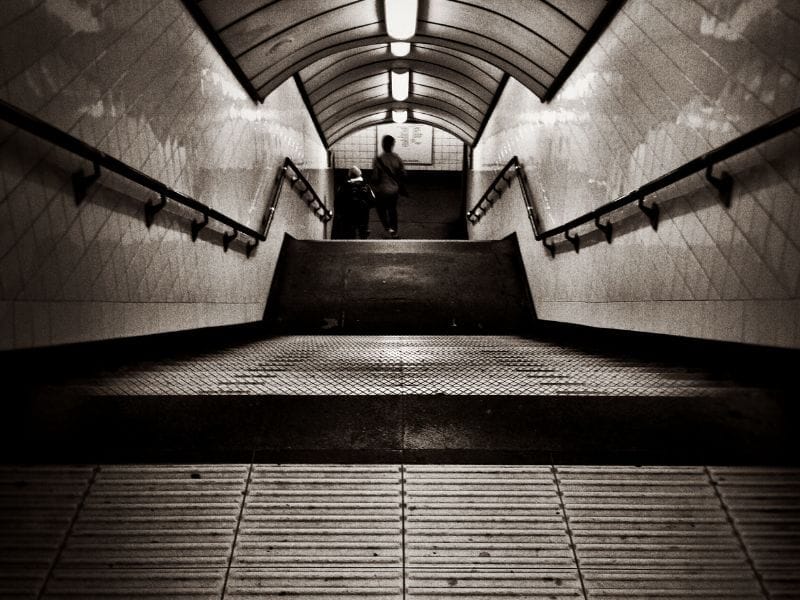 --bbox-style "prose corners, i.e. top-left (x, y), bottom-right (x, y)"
top-left (709, 467), bottom-right (800, 599)
top-left (42, 568), bottom-right (226, 599)
top-left (233, 465), bottom-right (402, 568)
top-left (0, 466), bottom-right (92, 599)
top-left (558, 467), bottom-right (750, 568)
top-left (224, 569), bottom-right (403, 599)
top-left (227, 465), bottom-right (403, 598)
top-left (1, 465), bottom-right (798, 597)
top-left (404, 465), bottom-right (582, 598)
top-left (579, 570), bottom-right (763, 598)
top-left (558, 466), bottom-right (764, 599)
top-left (59, 465), bottom-right (247, 570)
